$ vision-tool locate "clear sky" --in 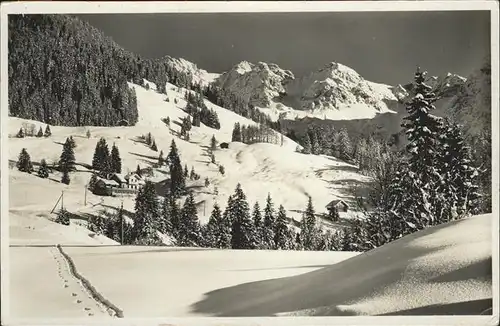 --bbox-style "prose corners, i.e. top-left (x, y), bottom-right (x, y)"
top-left (77, 11), bottom-right (490, 85)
